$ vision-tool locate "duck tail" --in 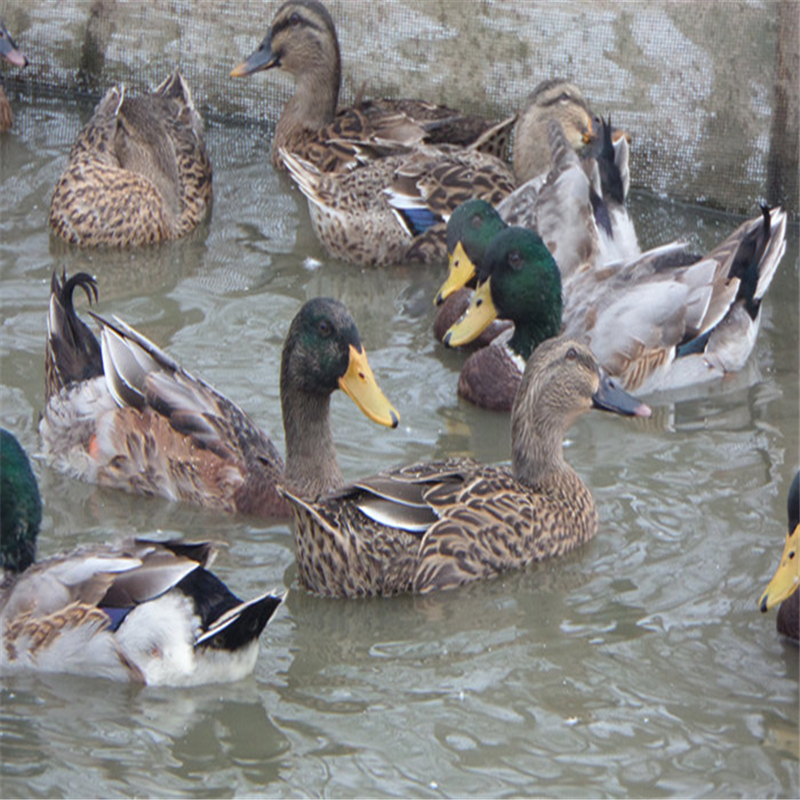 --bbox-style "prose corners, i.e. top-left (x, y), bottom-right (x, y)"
top-left (725, 205), bottom-right (787, 320)
top-left (45, 270), bottom-right (103, 401)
